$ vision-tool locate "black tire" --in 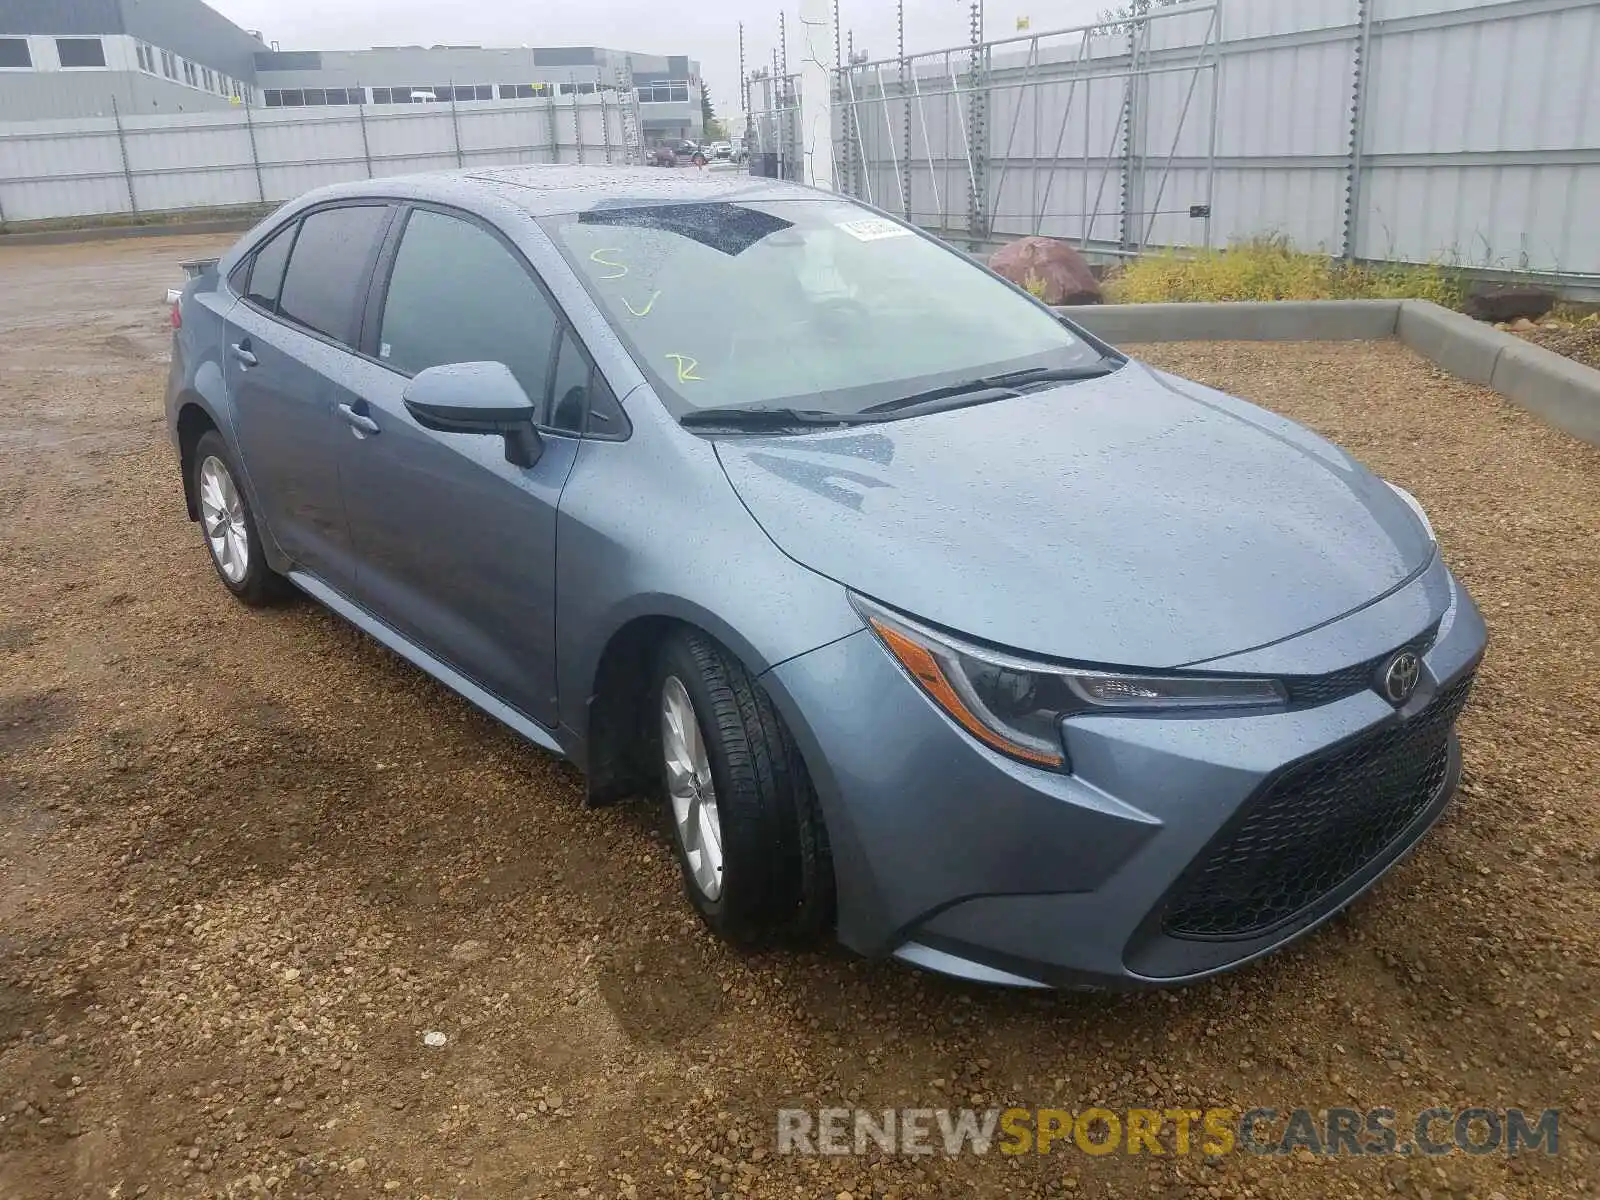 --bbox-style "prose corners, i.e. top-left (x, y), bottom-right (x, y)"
top-left (653, 628), bottom-right (833, 946)
top-left (191, 430), bottom-right (290, 607)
